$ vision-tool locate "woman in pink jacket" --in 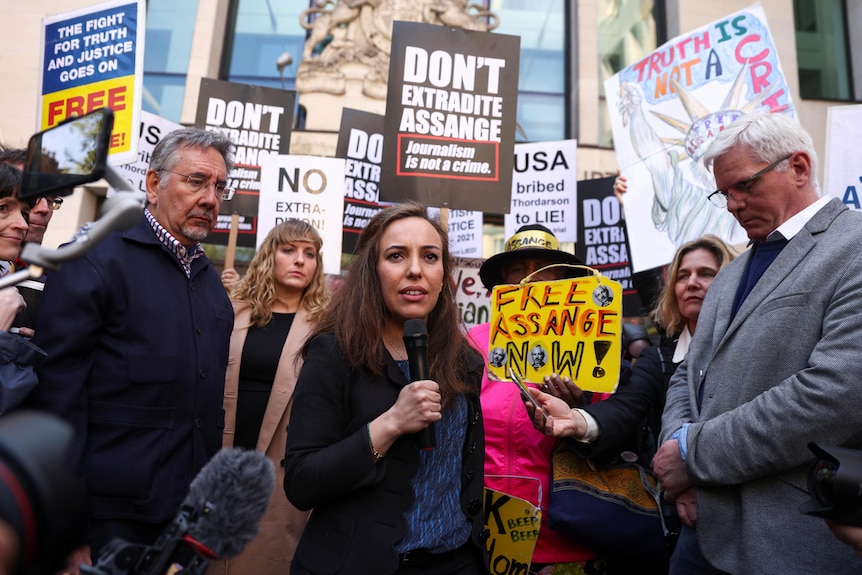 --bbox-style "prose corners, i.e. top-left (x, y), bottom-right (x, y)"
top-left (467, 224), bottom-right (606, 575)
